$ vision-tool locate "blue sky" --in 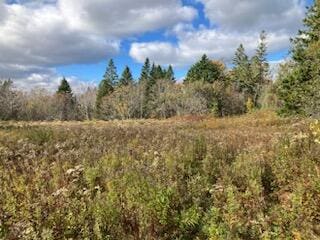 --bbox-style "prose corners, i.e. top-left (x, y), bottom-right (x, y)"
top-left (56, 0), bottom-right (211, 81)
top-left (0, 0), bottom-right (314, 90)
